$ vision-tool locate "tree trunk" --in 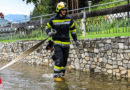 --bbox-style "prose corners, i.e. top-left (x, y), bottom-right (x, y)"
top-left (72, 0), bottom-right (74, 14)
top-left (76, 0), bottom-right (79, 13)
top-left (67, 0), bottom-right (68, 8)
